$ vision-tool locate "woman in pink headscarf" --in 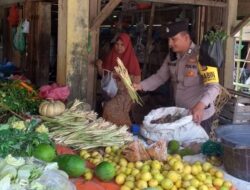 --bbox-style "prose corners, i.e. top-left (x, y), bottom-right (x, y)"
top-left (96, 33), bottom-right (141, 126)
